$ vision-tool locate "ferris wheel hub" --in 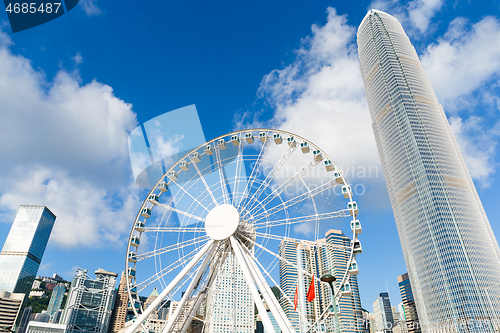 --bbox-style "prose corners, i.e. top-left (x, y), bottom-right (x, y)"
top-left (205, 204), bottom-right (240, 240)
